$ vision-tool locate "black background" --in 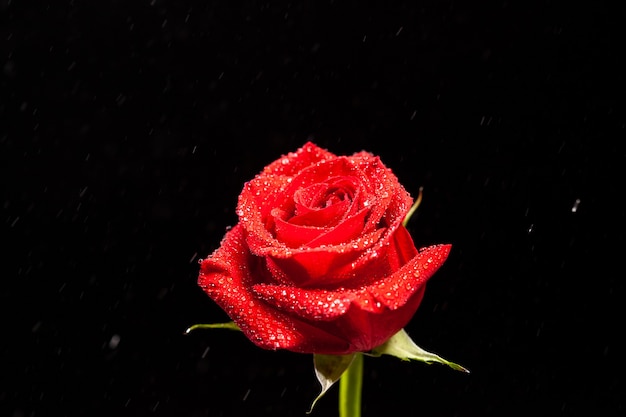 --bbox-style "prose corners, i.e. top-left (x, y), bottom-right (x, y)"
top-left (2, 1), bottom-right (624, 416)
